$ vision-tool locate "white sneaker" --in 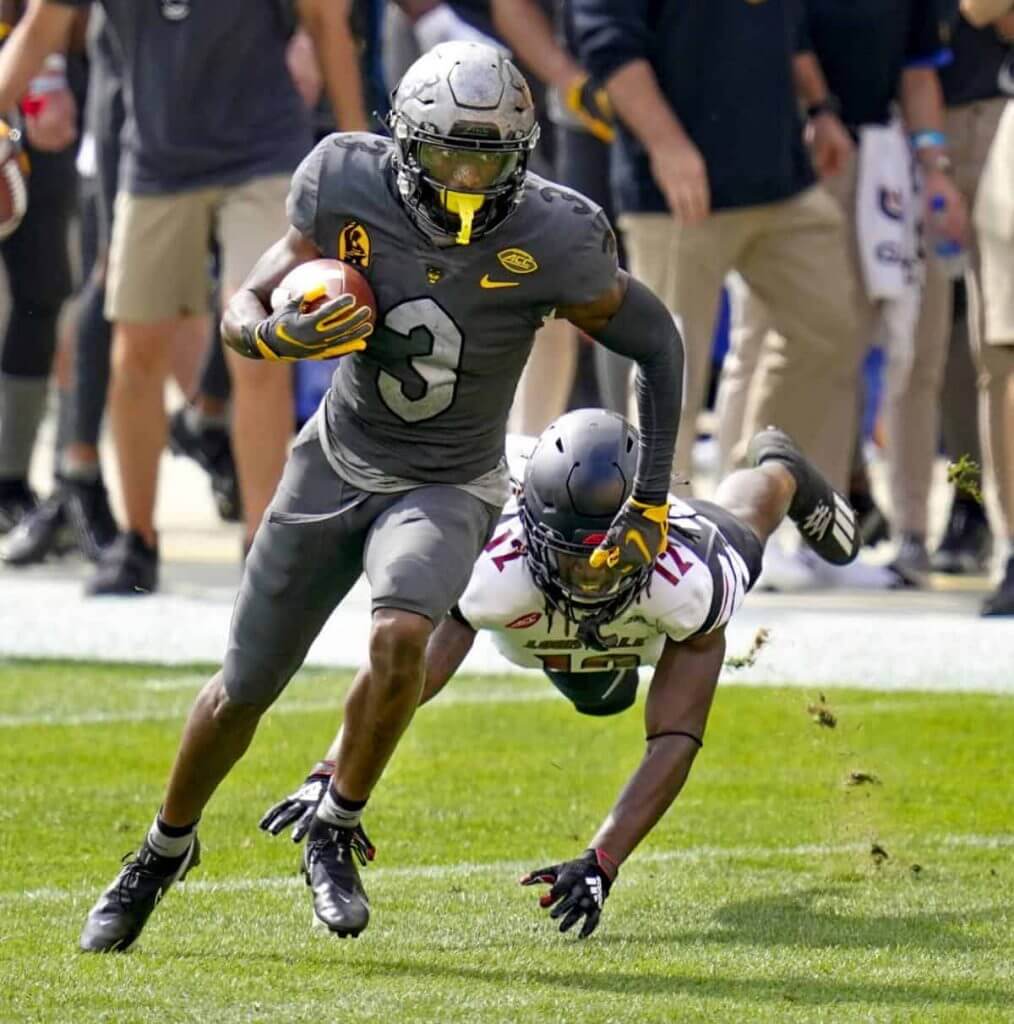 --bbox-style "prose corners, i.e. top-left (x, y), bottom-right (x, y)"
top-left (799, 548), bottom-right (901, 590)
top-left (755, 539), bottom-right (819, 592)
